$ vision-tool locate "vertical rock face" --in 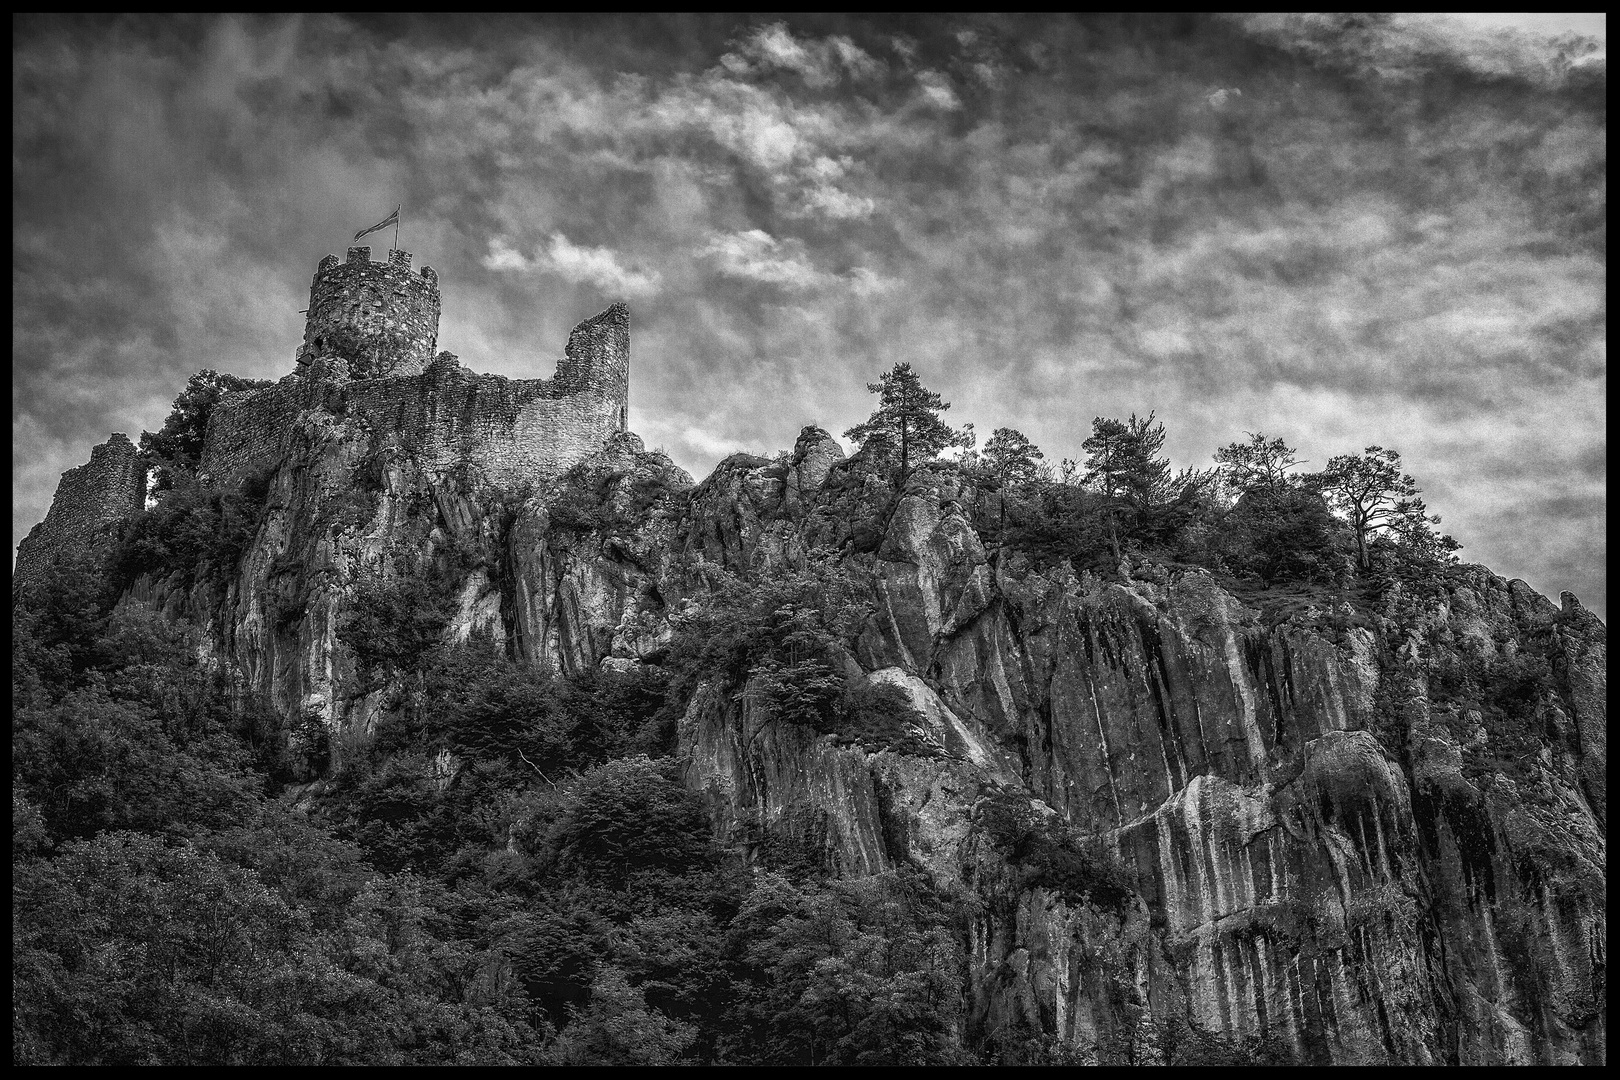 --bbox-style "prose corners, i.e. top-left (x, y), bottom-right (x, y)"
top-left (645, 465), bottom-right (1605, 1065)
top-left (19, 348), bottom-right (1604, 1064)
